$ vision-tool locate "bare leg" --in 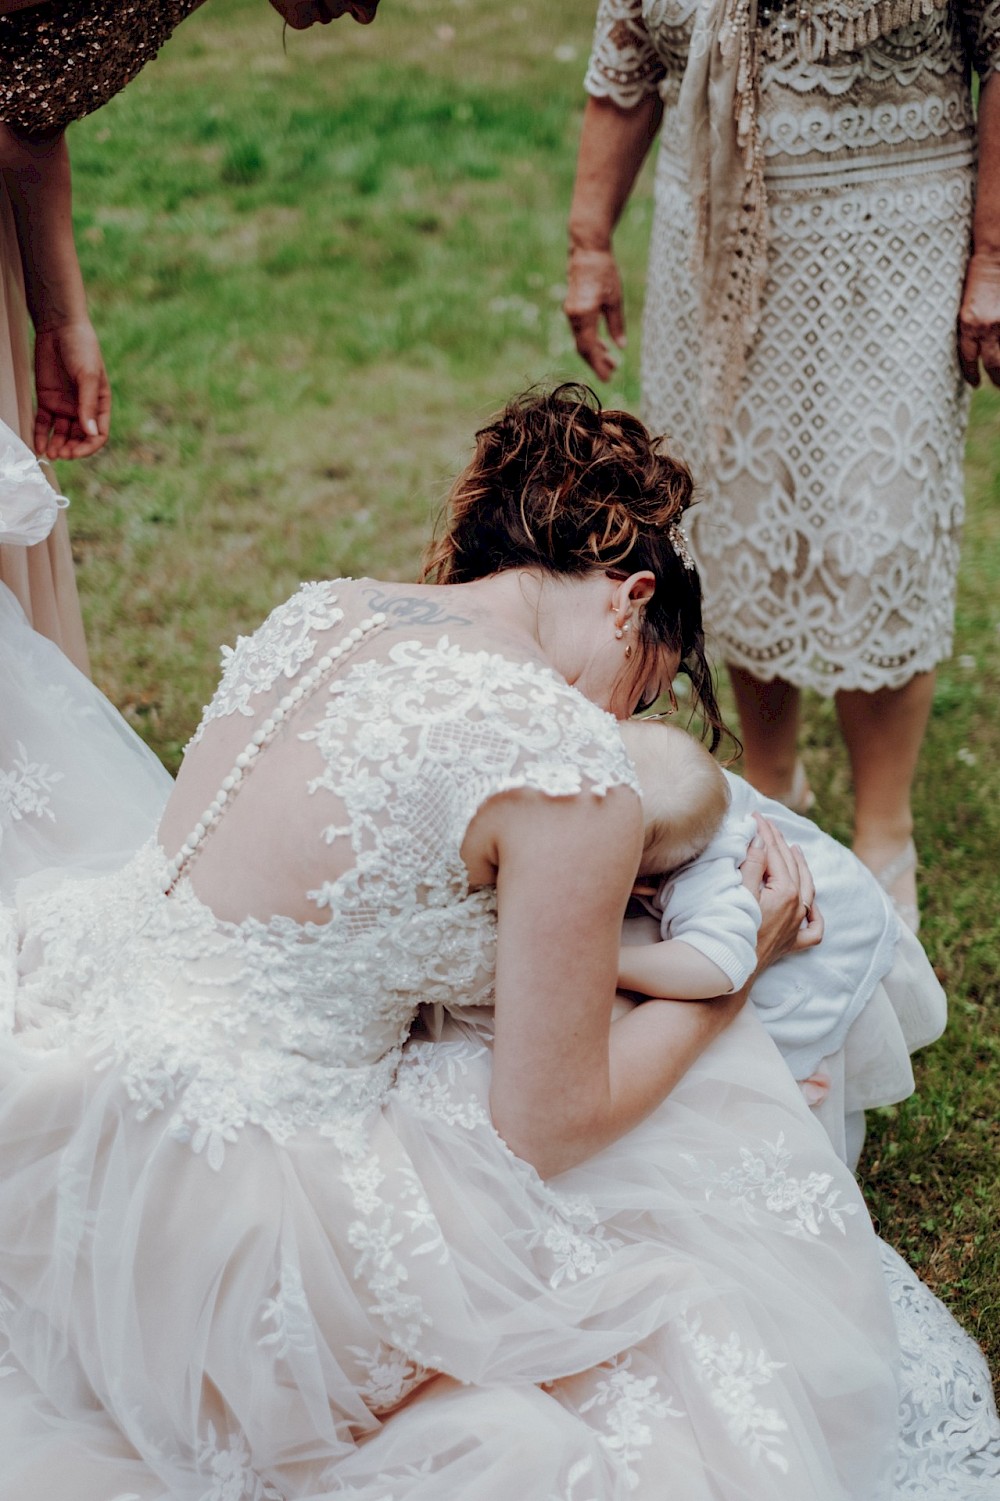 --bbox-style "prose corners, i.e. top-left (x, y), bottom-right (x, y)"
top-left (835, 671), bottom-right (935, 916)
top-left (728, 667), bottom-right (805, 802)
